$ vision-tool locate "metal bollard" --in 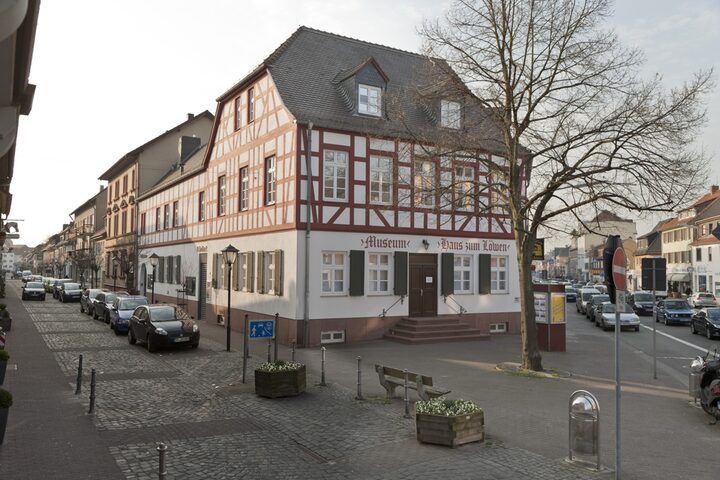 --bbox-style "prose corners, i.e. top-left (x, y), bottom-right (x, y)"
top-left (320, 346), bottom-right (327, 386)
top-left (75, 354), bottom-right (83, 395)
top-left (291, 340), bottom-right (296, 362)
top-left (403, 369), bottom-right (411, 418)
top-left (157, 442), bottom-right (167, 479)
top-left (88, 368), bottom-right (96, 414)
top-left (267, 342), bottom-right (272, 363)
top-left (355, 356), bottom-right (364, 400)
